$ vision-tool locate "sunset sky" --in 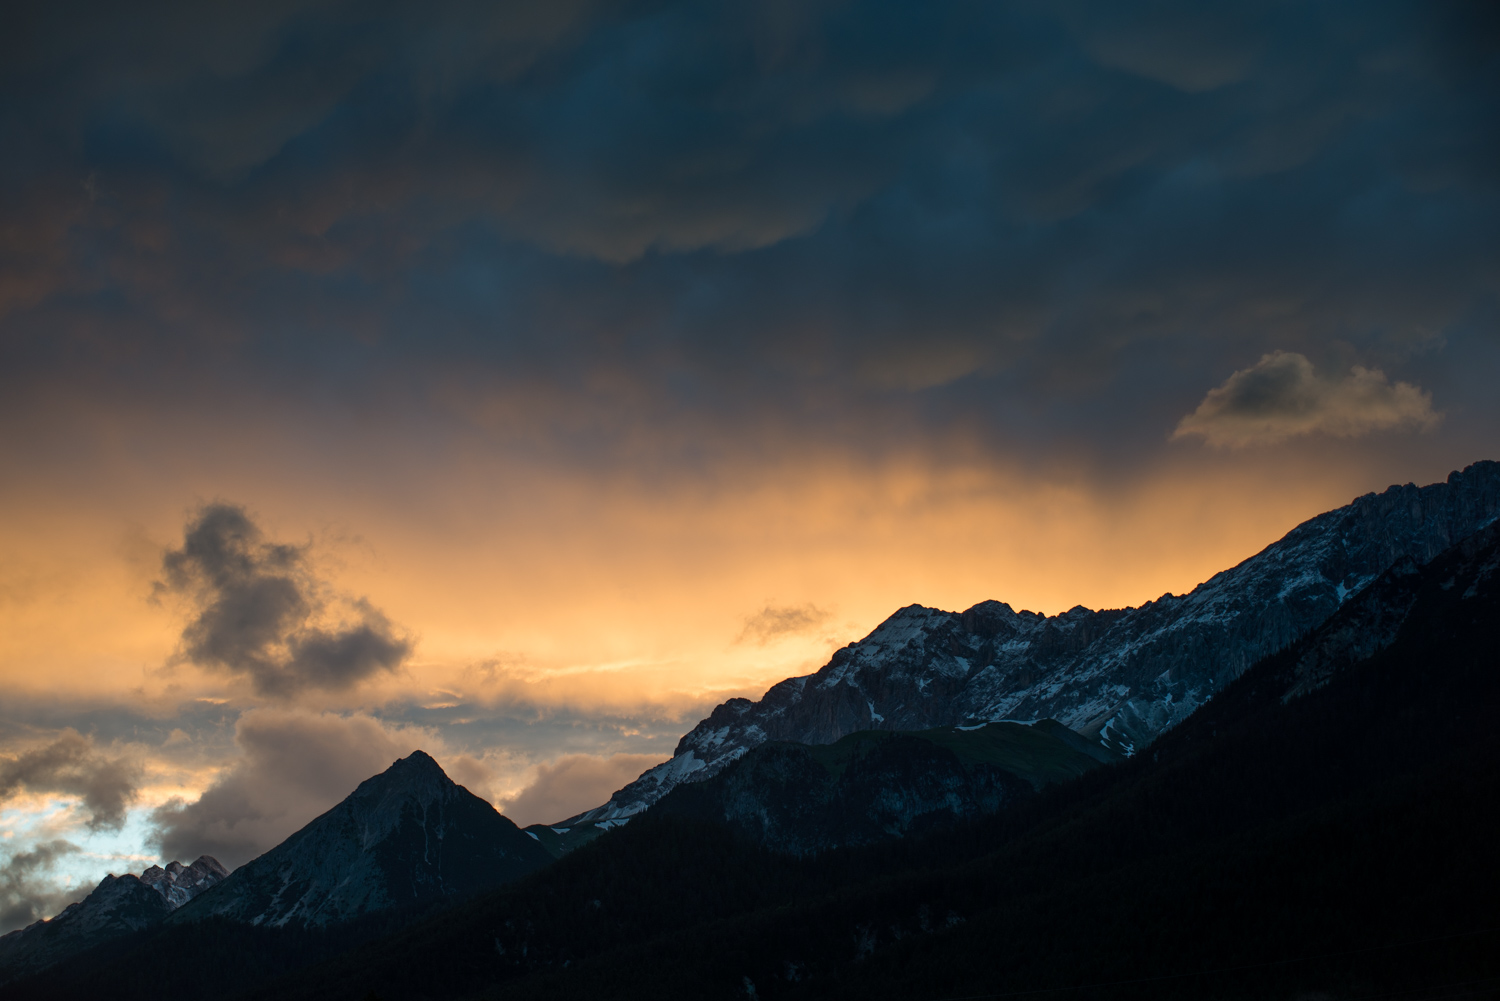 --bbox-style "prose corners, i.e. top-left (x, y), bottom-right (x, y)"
top-left (2, 0), bottom-right (1497, 931)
